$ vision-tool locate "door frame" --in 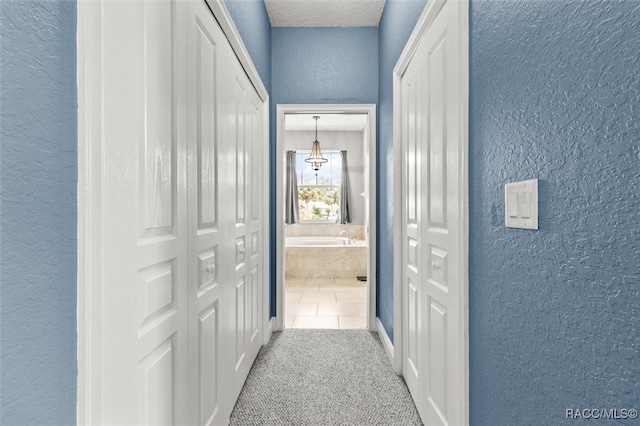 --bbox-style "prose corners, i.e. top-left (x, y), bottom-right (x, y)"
top-left (392, 0), bottom-right (469, 421)
top-left (275, 104), bottom-right (377, 331)
top-left (77, 0), bottom-right (271, 422)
